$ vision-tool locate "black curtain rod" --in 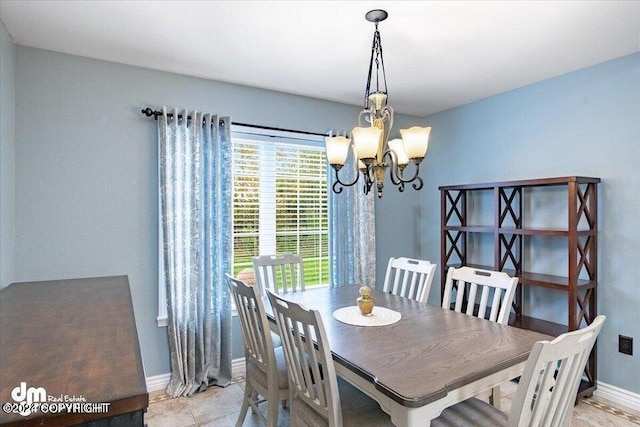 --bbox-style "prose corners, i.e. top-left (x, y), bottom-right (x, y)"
top-left (140, 108), bottom-right (328, 137)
